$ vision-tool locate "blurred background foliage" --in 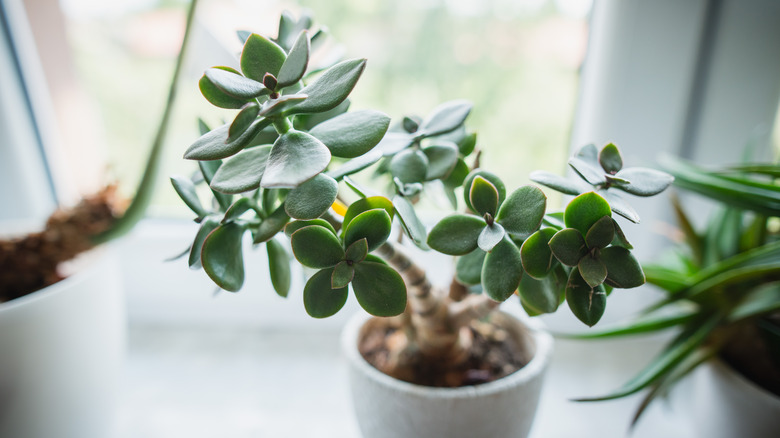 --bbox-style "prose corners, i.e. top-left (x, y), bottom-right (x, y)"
top-left (61, 0), bottom-right (593, 216)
